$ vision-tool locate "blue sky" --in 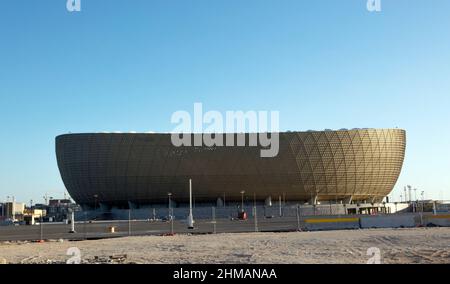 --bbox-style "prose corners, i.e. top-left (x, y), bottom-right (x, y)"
top-left (0, 0), bottom-right (449, 203)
